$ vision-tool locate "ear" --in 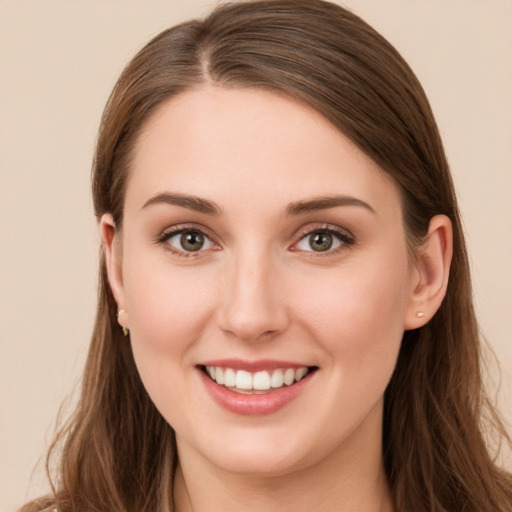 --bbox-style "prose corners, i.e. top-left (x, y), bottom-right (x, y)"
top-left (404, 214), bottom-right (453, 330)
top-left (100, 213), bottom-right (129, 331)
